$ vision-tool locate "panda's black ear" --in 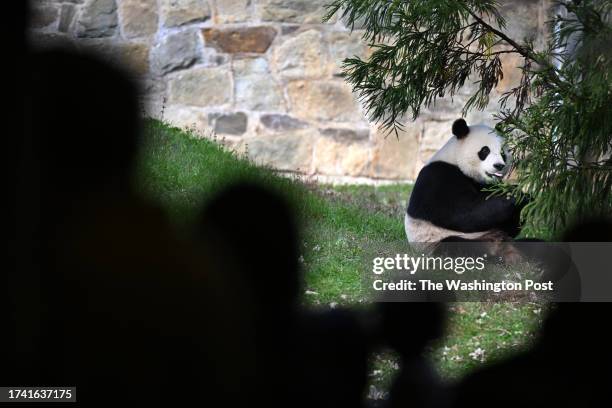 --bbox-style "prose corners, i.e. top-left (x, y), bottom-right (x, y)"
top-left (452, 118), bottom-right (470, 139)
